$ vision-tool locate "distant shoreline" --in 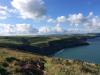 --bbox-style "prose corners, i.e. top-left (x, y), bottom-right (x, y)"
top-left (0, 35), bottom-right (90, 56)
